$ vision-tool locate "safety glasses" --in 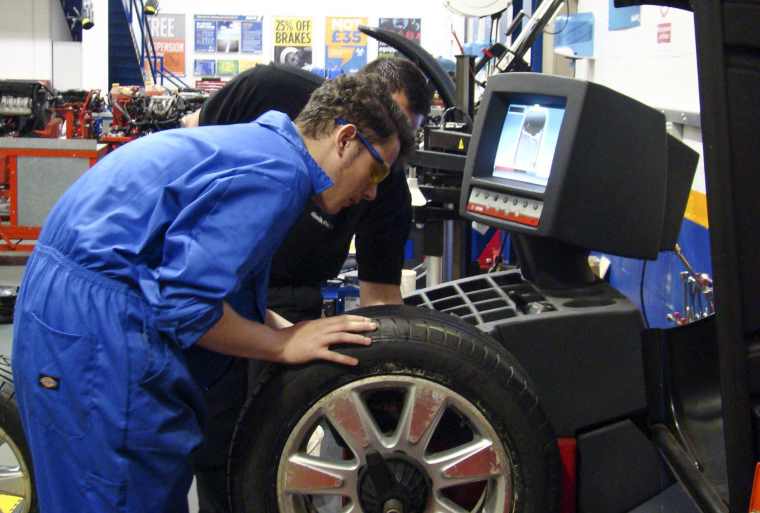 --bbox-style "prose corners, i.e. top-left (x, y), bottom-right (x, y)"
top-left (335, 118), bottom-right (391, 184)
